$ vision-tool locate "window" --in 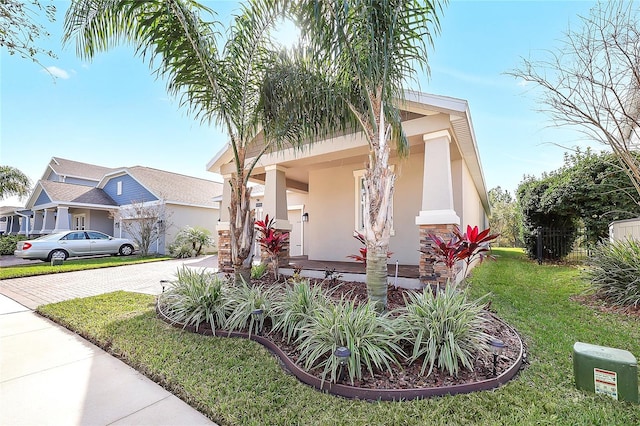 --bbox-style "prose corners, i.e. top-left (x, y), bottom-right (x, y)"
top-left (117, 181), bottom-right (122, 195)
top-left (87, 231), bottom-right (109, 240)
top-left (353, 169), bottom-right (394, 233)
top-left (62, 231), bottom-right (86, 241)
